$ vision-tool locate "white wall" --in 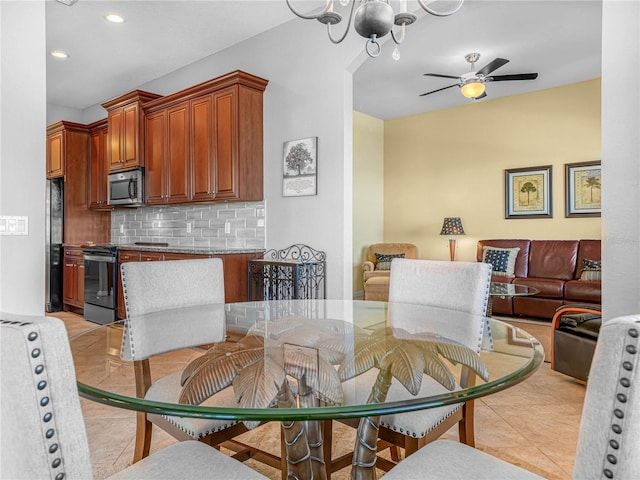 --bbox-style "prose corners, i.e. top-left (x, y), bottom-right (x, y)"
top-left (0, 2), bottom-right (46, 315)
top-left (67, 19), bottom-right (367, 300)
top-left (601, 1), bottom-right (640, 320)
